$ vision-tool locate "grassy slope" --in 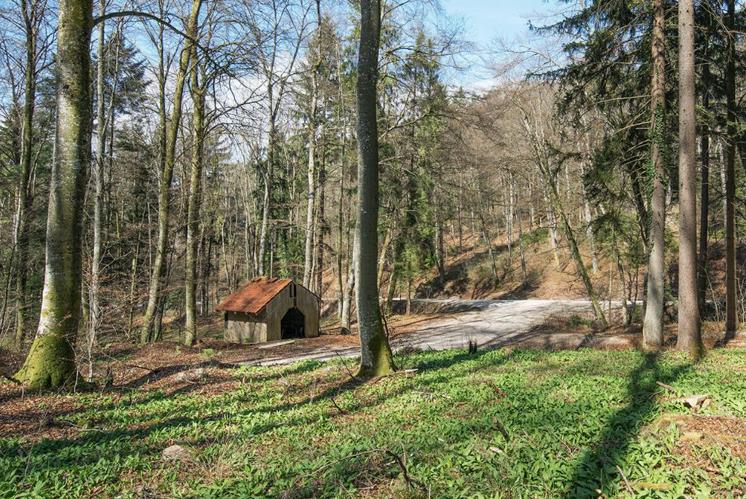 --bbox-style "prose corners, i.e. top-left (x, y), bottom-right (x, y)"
top-left (2, 348), bottom-right (746, 498)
